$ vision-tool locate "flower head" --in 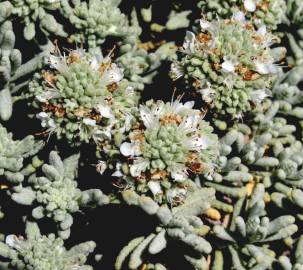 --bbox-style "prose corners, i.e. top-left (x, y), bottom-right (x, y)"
top-left (113, 99), bottom-right (219, 204)
top-left (30, 48), bottom-right (139, 146)
top-left (198, 0), bottom-right (287, 30)
top-left (171, 18), bottom-right (284, 118)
